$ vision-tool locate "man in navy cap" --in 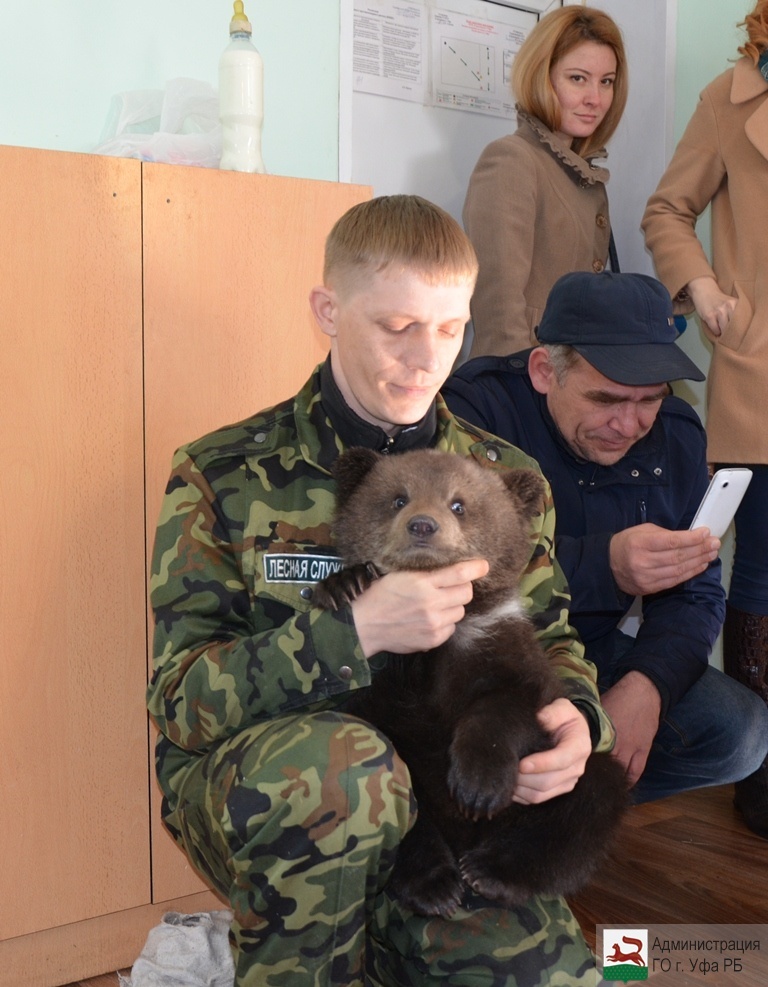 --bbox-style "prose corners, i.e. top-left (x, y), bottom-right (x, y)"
top-left (443, 271), bottom-right (768, 832)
